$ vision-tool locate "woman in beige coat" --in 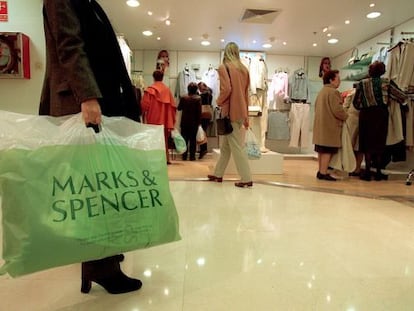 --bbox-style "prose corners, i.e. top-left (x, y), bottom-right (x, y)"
top-left (207, 42), bottom-right (252, 187)
top-left (312, 70), bottom-right (348, 181)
